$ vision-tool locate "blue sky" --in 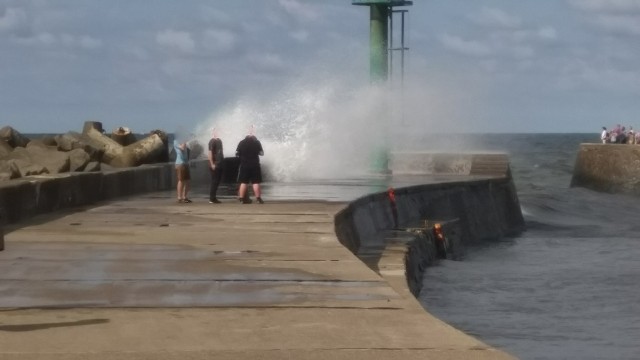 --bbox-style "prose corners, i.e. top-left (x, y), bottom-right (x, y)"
top-left (1, 0), bottom-right (639, 134)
